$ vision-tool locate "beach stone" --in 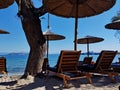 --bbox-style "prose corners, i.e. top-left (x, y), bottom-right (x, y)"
top-left (26, 75), bottom-right (34, 82)
top-left (0, 85), bottom-right (7, 89)
top-left (80, 84), bottom-right (87, 90)
top-left (17, 75), bottom-right (34, 85)
top-left (0, 74), bottom-right (120, 90)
